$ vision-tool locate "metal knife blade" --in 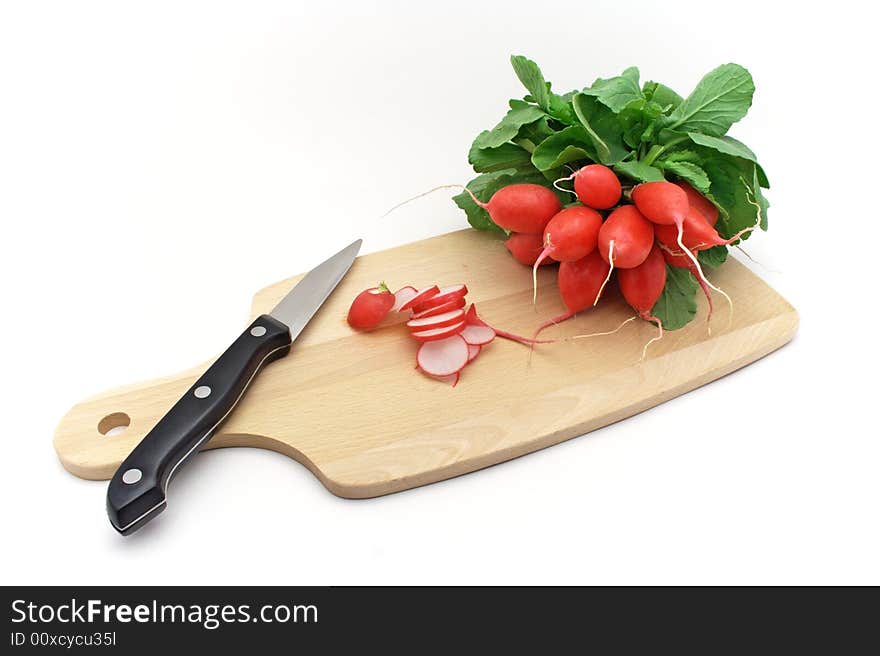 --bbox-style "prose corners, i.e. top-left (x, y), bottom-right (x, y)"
top-left (271, 238), bottom-right (362, 337)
